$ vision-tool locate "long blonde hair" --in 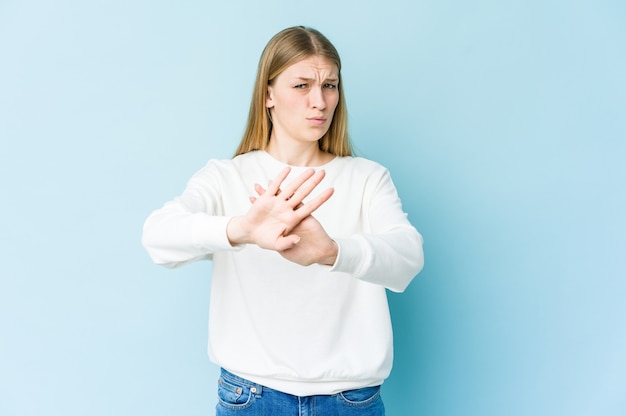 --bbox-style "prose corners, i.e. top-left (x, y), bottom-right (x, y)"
top-left (234, 26), bottom-right (352, 157)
